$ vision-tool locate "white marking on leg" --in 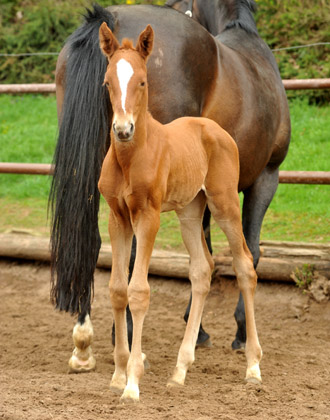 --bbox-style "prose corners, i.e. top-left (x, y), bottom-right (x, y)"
top-left (73, 314), bottom-right (93, 341)
top-left (69, 314), bottom-right (96, 373)
top-left (117, 58), bottom-right (134, 114)
top-left (246, 363), bottom-right (262, 382)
